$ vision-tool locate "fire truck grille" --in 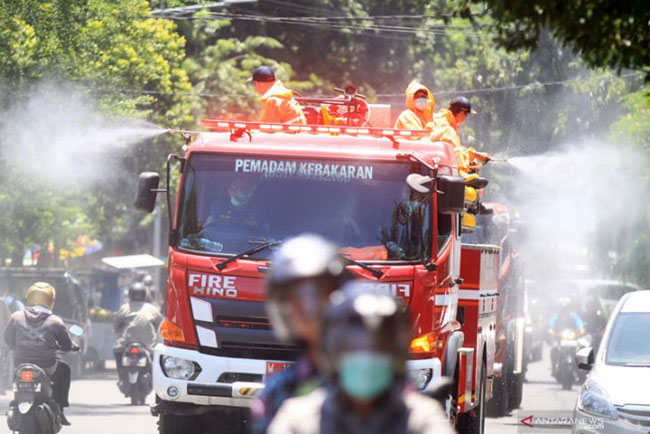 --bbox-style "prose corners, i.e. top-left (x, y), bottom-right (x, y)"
top-left (193, 298), bottom-right (299, 360)
top-left (216, 316), bottom-right (271, 330)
